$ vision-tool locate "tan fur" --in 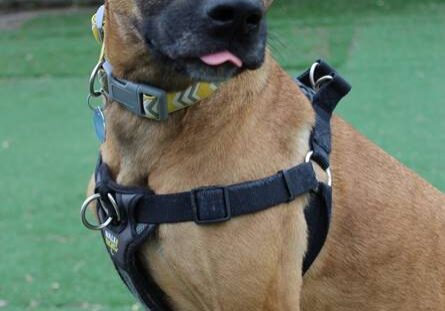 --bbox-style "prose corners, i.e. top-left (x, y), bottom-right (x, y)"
top-left (87, 1), bottom-right (445, 310)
